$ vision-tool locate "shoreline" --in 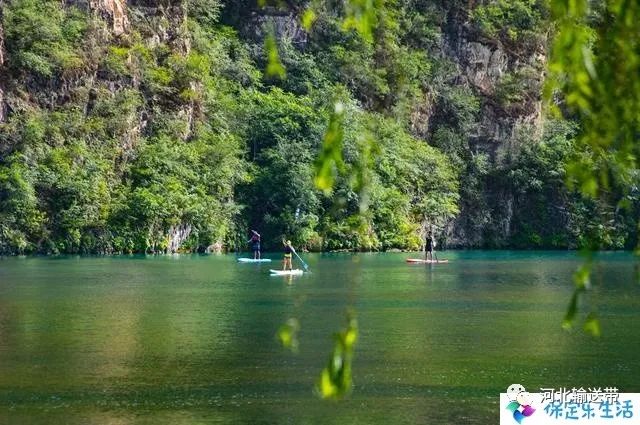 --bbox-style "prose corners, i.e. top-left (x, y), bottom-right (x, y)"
top-left (1, 248), bottom-right (637, 259)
